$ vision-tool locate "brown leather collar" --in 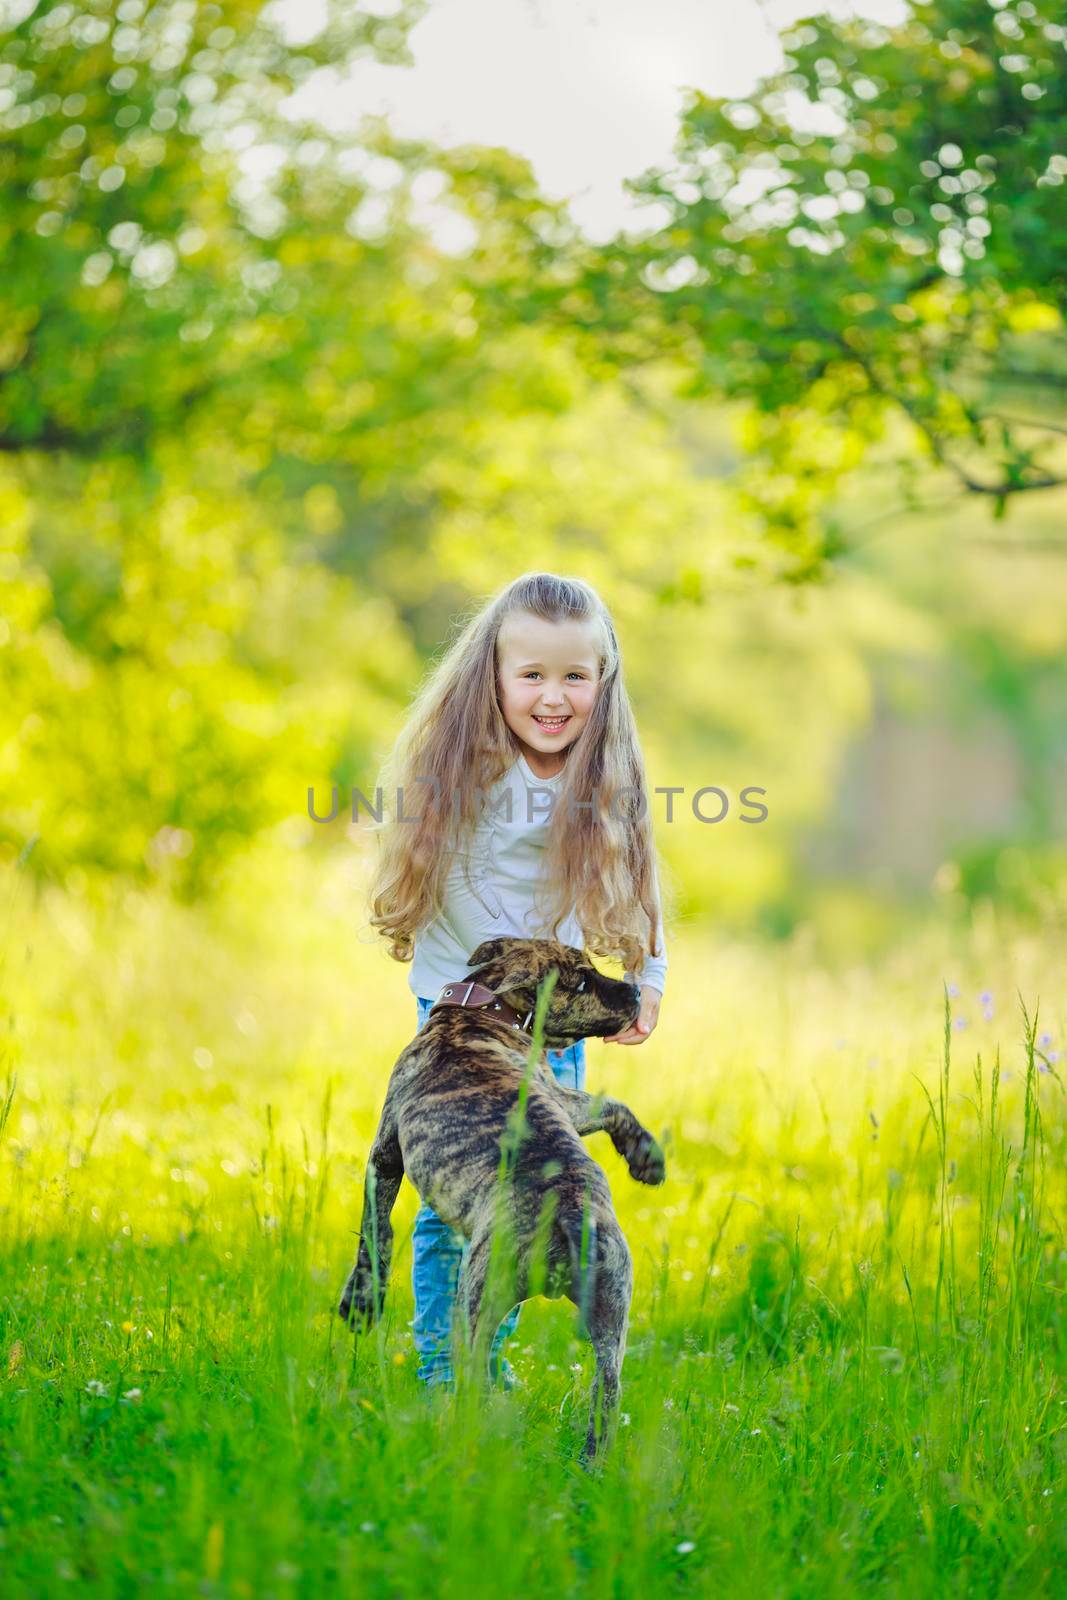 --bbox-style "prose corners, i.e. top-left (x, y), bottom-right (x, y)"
top-left (430, 979), bottom-right (534, 1036)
